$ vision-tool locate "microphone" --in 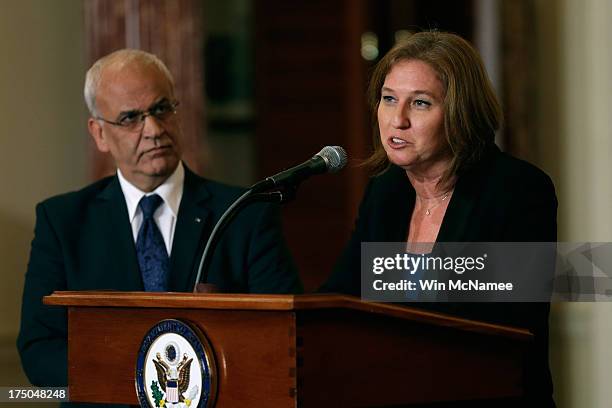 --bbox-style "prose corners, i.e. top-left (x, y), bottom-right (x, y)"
top-left (252, 146), bottom-right (348, 192)
top-left (192, 146), bottom-right (348, 291)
